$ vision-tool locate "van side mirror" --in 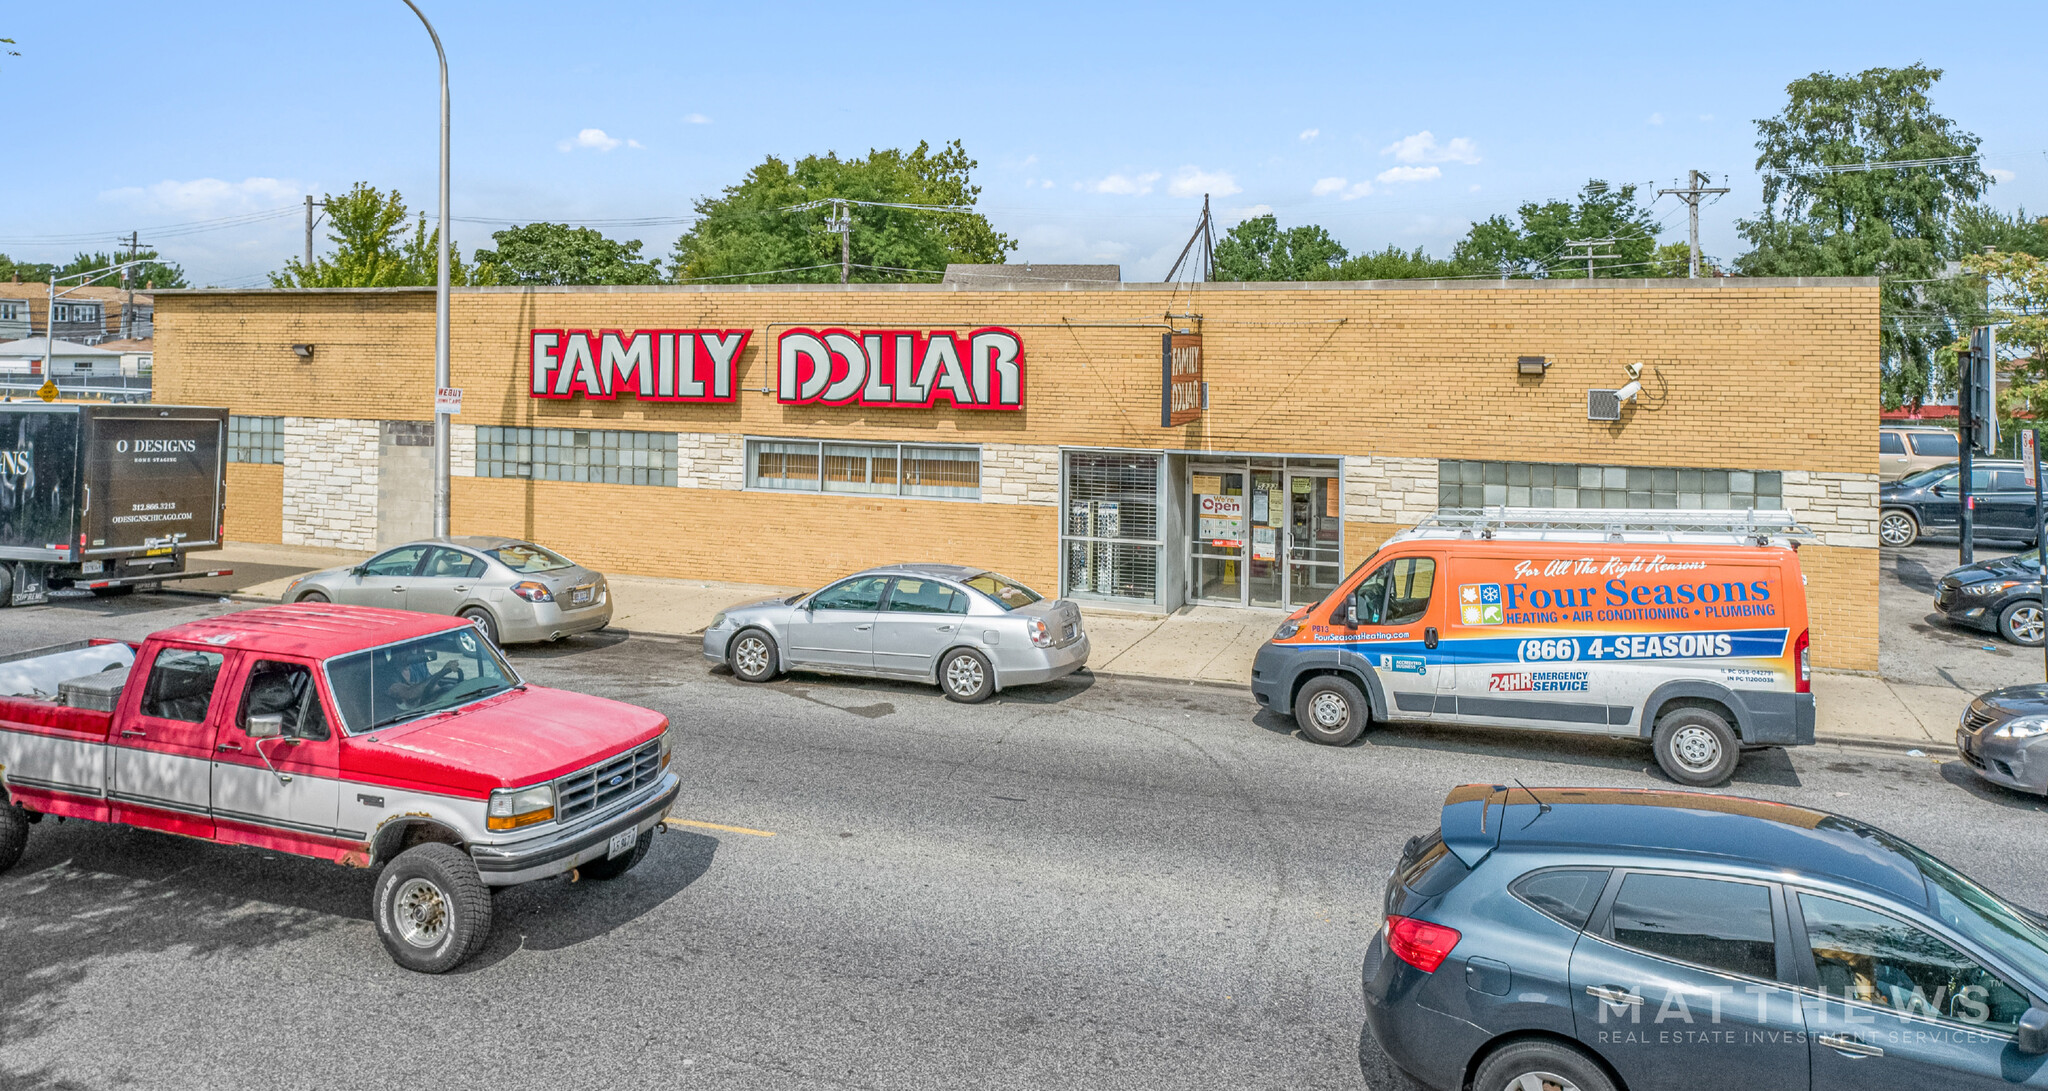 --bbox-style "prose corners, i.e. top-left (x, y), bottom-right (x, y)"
top-left (2017, 1008), bottom-right (2048, 1054)
top-left (246, 712), bottom-right (284, 739)
top-left (1341, 595), bottom-right (1359, 627)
